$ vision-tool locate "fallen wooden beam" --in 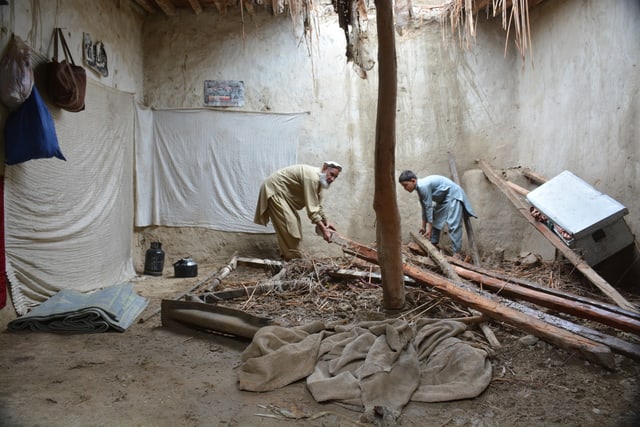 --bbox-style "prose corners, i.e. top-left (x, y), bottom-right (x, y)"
top-left (477, 159), bottom-right (638, 313)
top-left (499, 295), bottom-right (640, 362)
top-left (331, 233), bottom-right (615, 368)
top-left (407, 260), bottom-right (640, 363)
top-left (409, 241), bottom-right (640, 324)
top-left (448, 257), bottom-right (640, 323)
top-left (411, 232), bottom-right (501, 349)
top-left (451, 264), bottom-right (640, 335)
